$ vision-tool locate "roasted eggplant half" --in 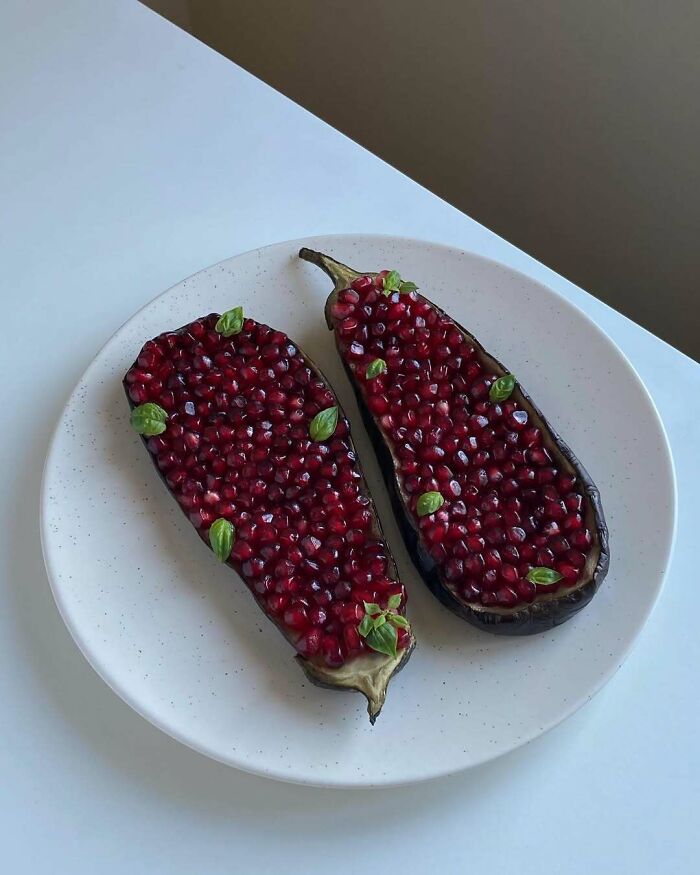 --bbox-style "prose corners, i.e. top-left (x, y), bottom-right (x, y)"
top-left (300, 247), bottom-right (609, 635)
top-left (125, 309), bottom-right (414, 720)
